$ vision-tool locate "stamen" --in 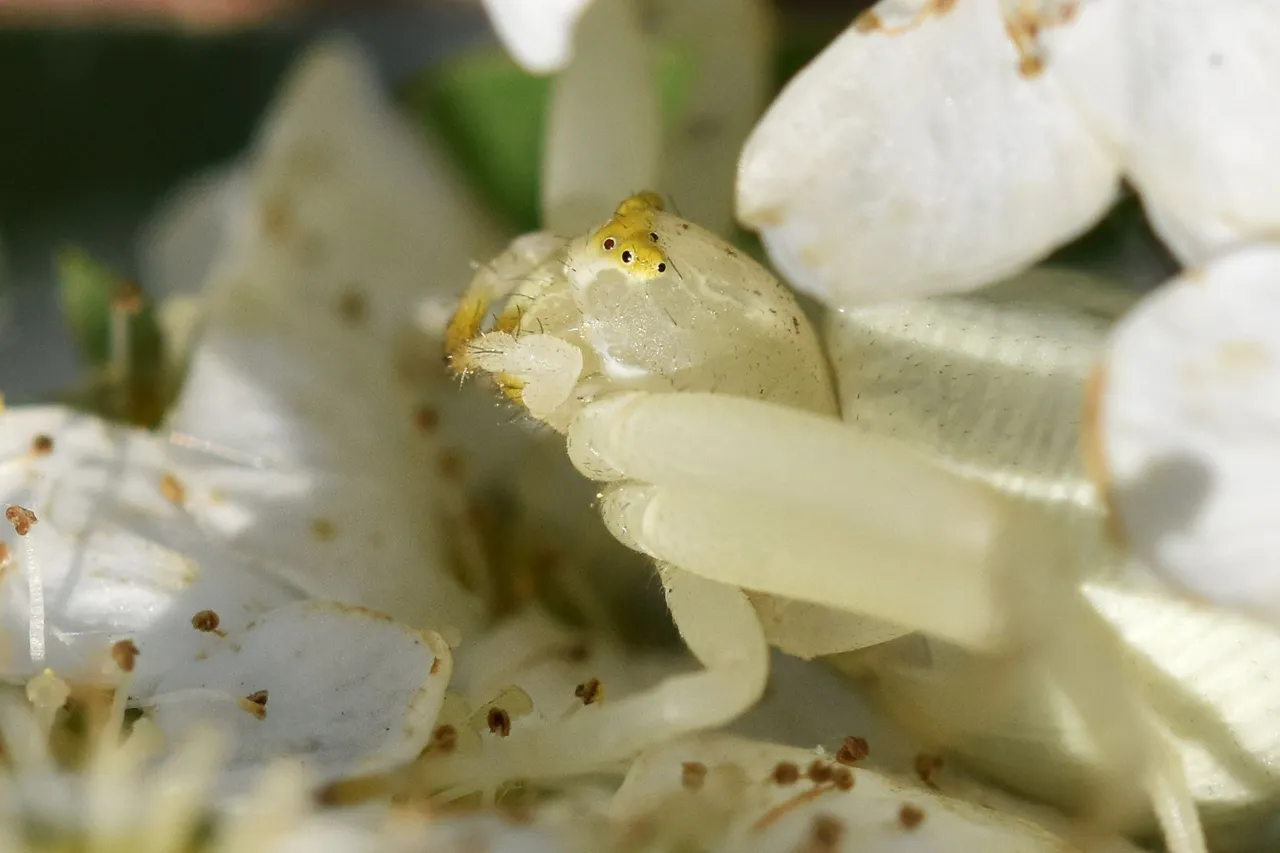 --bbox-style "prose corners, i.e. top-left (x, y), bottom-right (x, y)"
top-left (25, 534), bottom-right (44, 667)
top-left (24, 669), bottom-right (70, 741)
